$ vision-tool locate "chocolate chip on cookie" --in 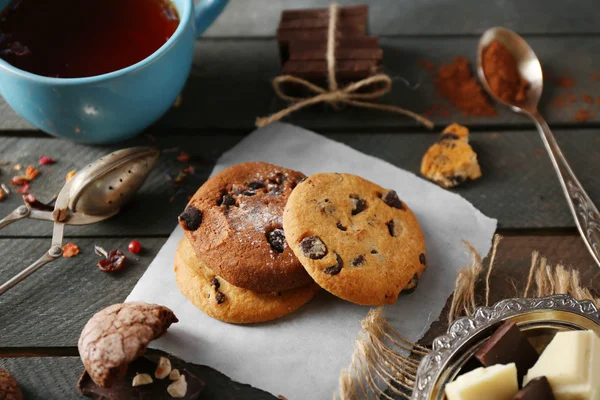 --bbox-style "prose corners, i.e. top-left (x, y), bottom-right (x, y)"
top-left (267, 229), bottom-right (286, 254)
top-left (211, 277), bottom-right (220, 290)
top-left (283, 173), bottom-right (427, 306)
top-left (181, 162), bottom-right (312, 293)
top-left (323, 254), bottom-right (343, 275)
top-left (383, 190), bottom-right (404, 210)
top-left (419, 253), bottom-right (427, 266)
top-left (300, 236), bottom-right (328, 259)
top-left (350, 194), bottom-right (367, 215)
top-left (178, 206), bottom-right (202, 231)
top-left (215, 291), bottom-right (226, 304)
